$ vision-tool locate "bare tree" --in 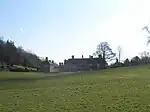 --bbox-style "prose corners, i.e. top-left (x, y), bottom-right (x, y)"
top-left (142, 26), bottom-right (150, 45)
top-left (117, 46), bottom-right (121, 63)
top-left (93, 42), bottom-right (116, 62)
top-left (139, 51), bottom-right (150, 64)
top-left (142, 26), bottom-right (150, 33)
top-left (140, 51), bottom-right (150, 58)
